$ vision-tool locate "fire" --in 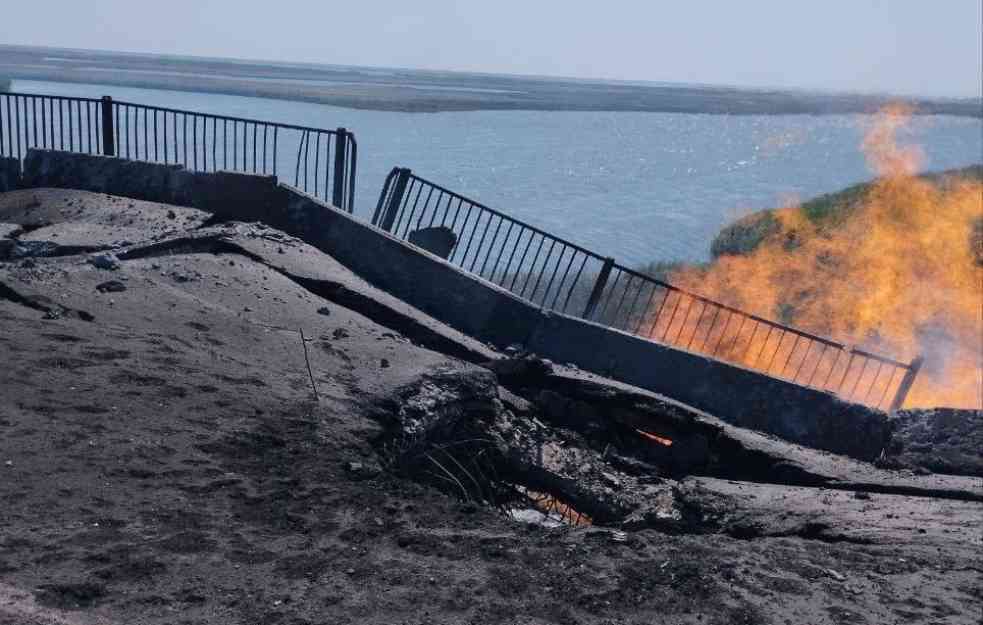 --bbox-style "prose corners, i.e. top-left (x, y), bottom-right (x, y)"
top-left (663, 106), bottom-right (982, 409)
top-left (522, 488), bottom-right (592, 526)
top-left (636, 429), bottom-right (674, 446)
